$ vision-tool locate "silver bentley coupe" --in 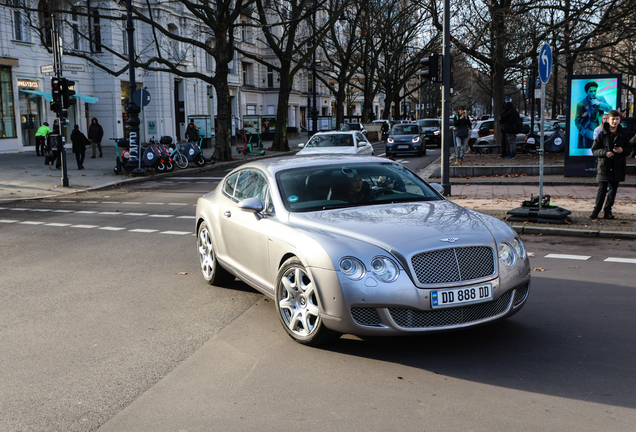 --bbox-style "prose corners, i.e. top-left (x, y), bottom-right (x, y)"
top-left (196, 155), bottom-right (531, 346)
